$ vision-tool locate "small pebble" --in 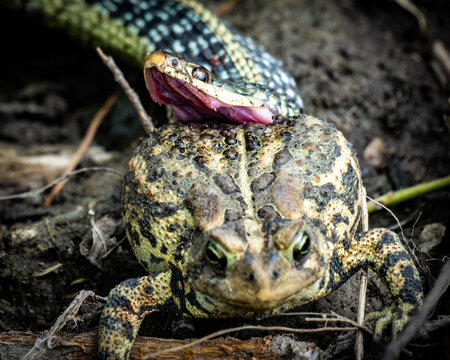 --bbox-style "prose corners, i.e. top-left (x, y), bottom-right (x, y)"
top-left (417, 223), bottom-right (446, 253)
top-left (363, 137), bottom-right (387, 167)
